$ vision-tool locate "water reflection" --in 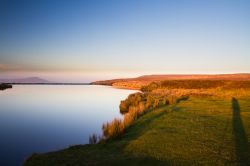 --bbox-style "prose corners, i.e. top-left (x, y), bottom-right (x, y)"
top-left (0, 85), bottom-right (137, 166)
